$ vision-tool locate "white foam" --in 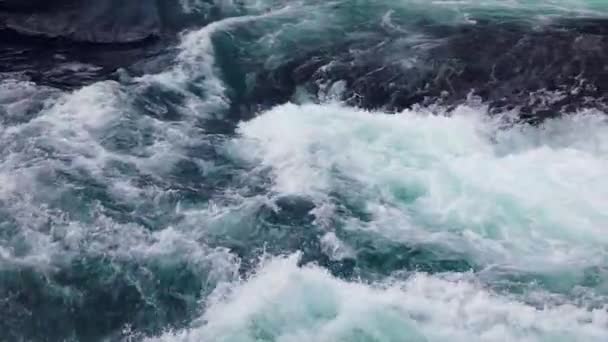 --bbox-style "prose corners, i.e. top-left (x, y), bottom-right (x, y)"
top-left (138, 5), bottom-right (295, 118)
top-left (0, 79), bottom-right (58, 120)
top-left (320, 231), bottom-right (355, 261)
top-left (0, 79), bottom-right (225, 271)
top-left (147, 254), bottom-right (608, 342)
top-left (234, 102), bottom-right (608, 274)
top-left (0, 2), bottom-right (260, 268)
